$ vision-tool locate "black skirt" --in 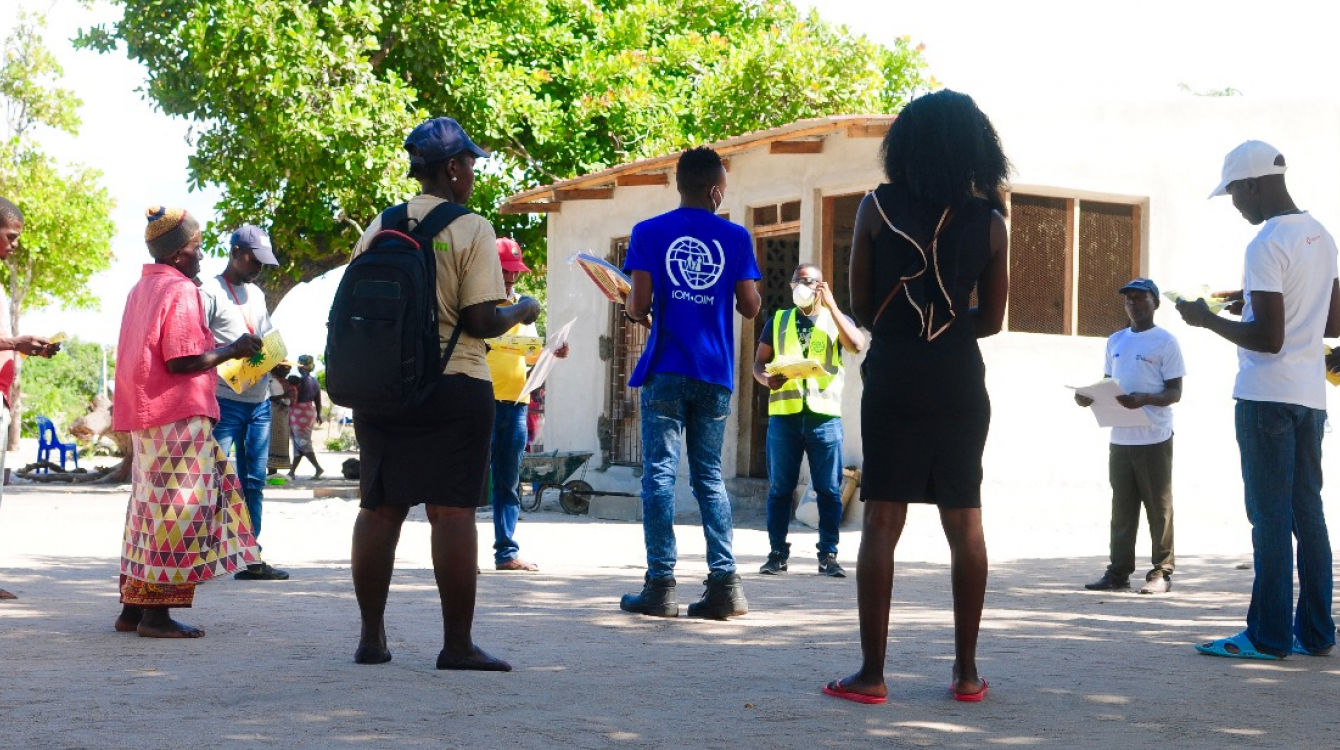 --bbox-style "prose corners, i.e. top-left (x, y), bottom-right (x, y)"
top-left (354, 374), bottom-right (494, 509)
top-left (859, 333), bottom-right (990, 509)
